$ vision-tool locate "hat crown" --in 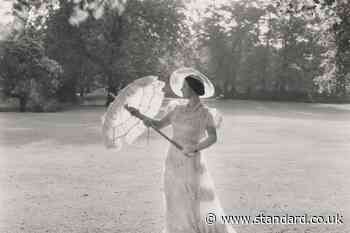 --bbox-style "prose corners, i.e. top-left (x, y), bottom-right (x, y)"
top-left (170, 67), bottom-right (215, 98)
